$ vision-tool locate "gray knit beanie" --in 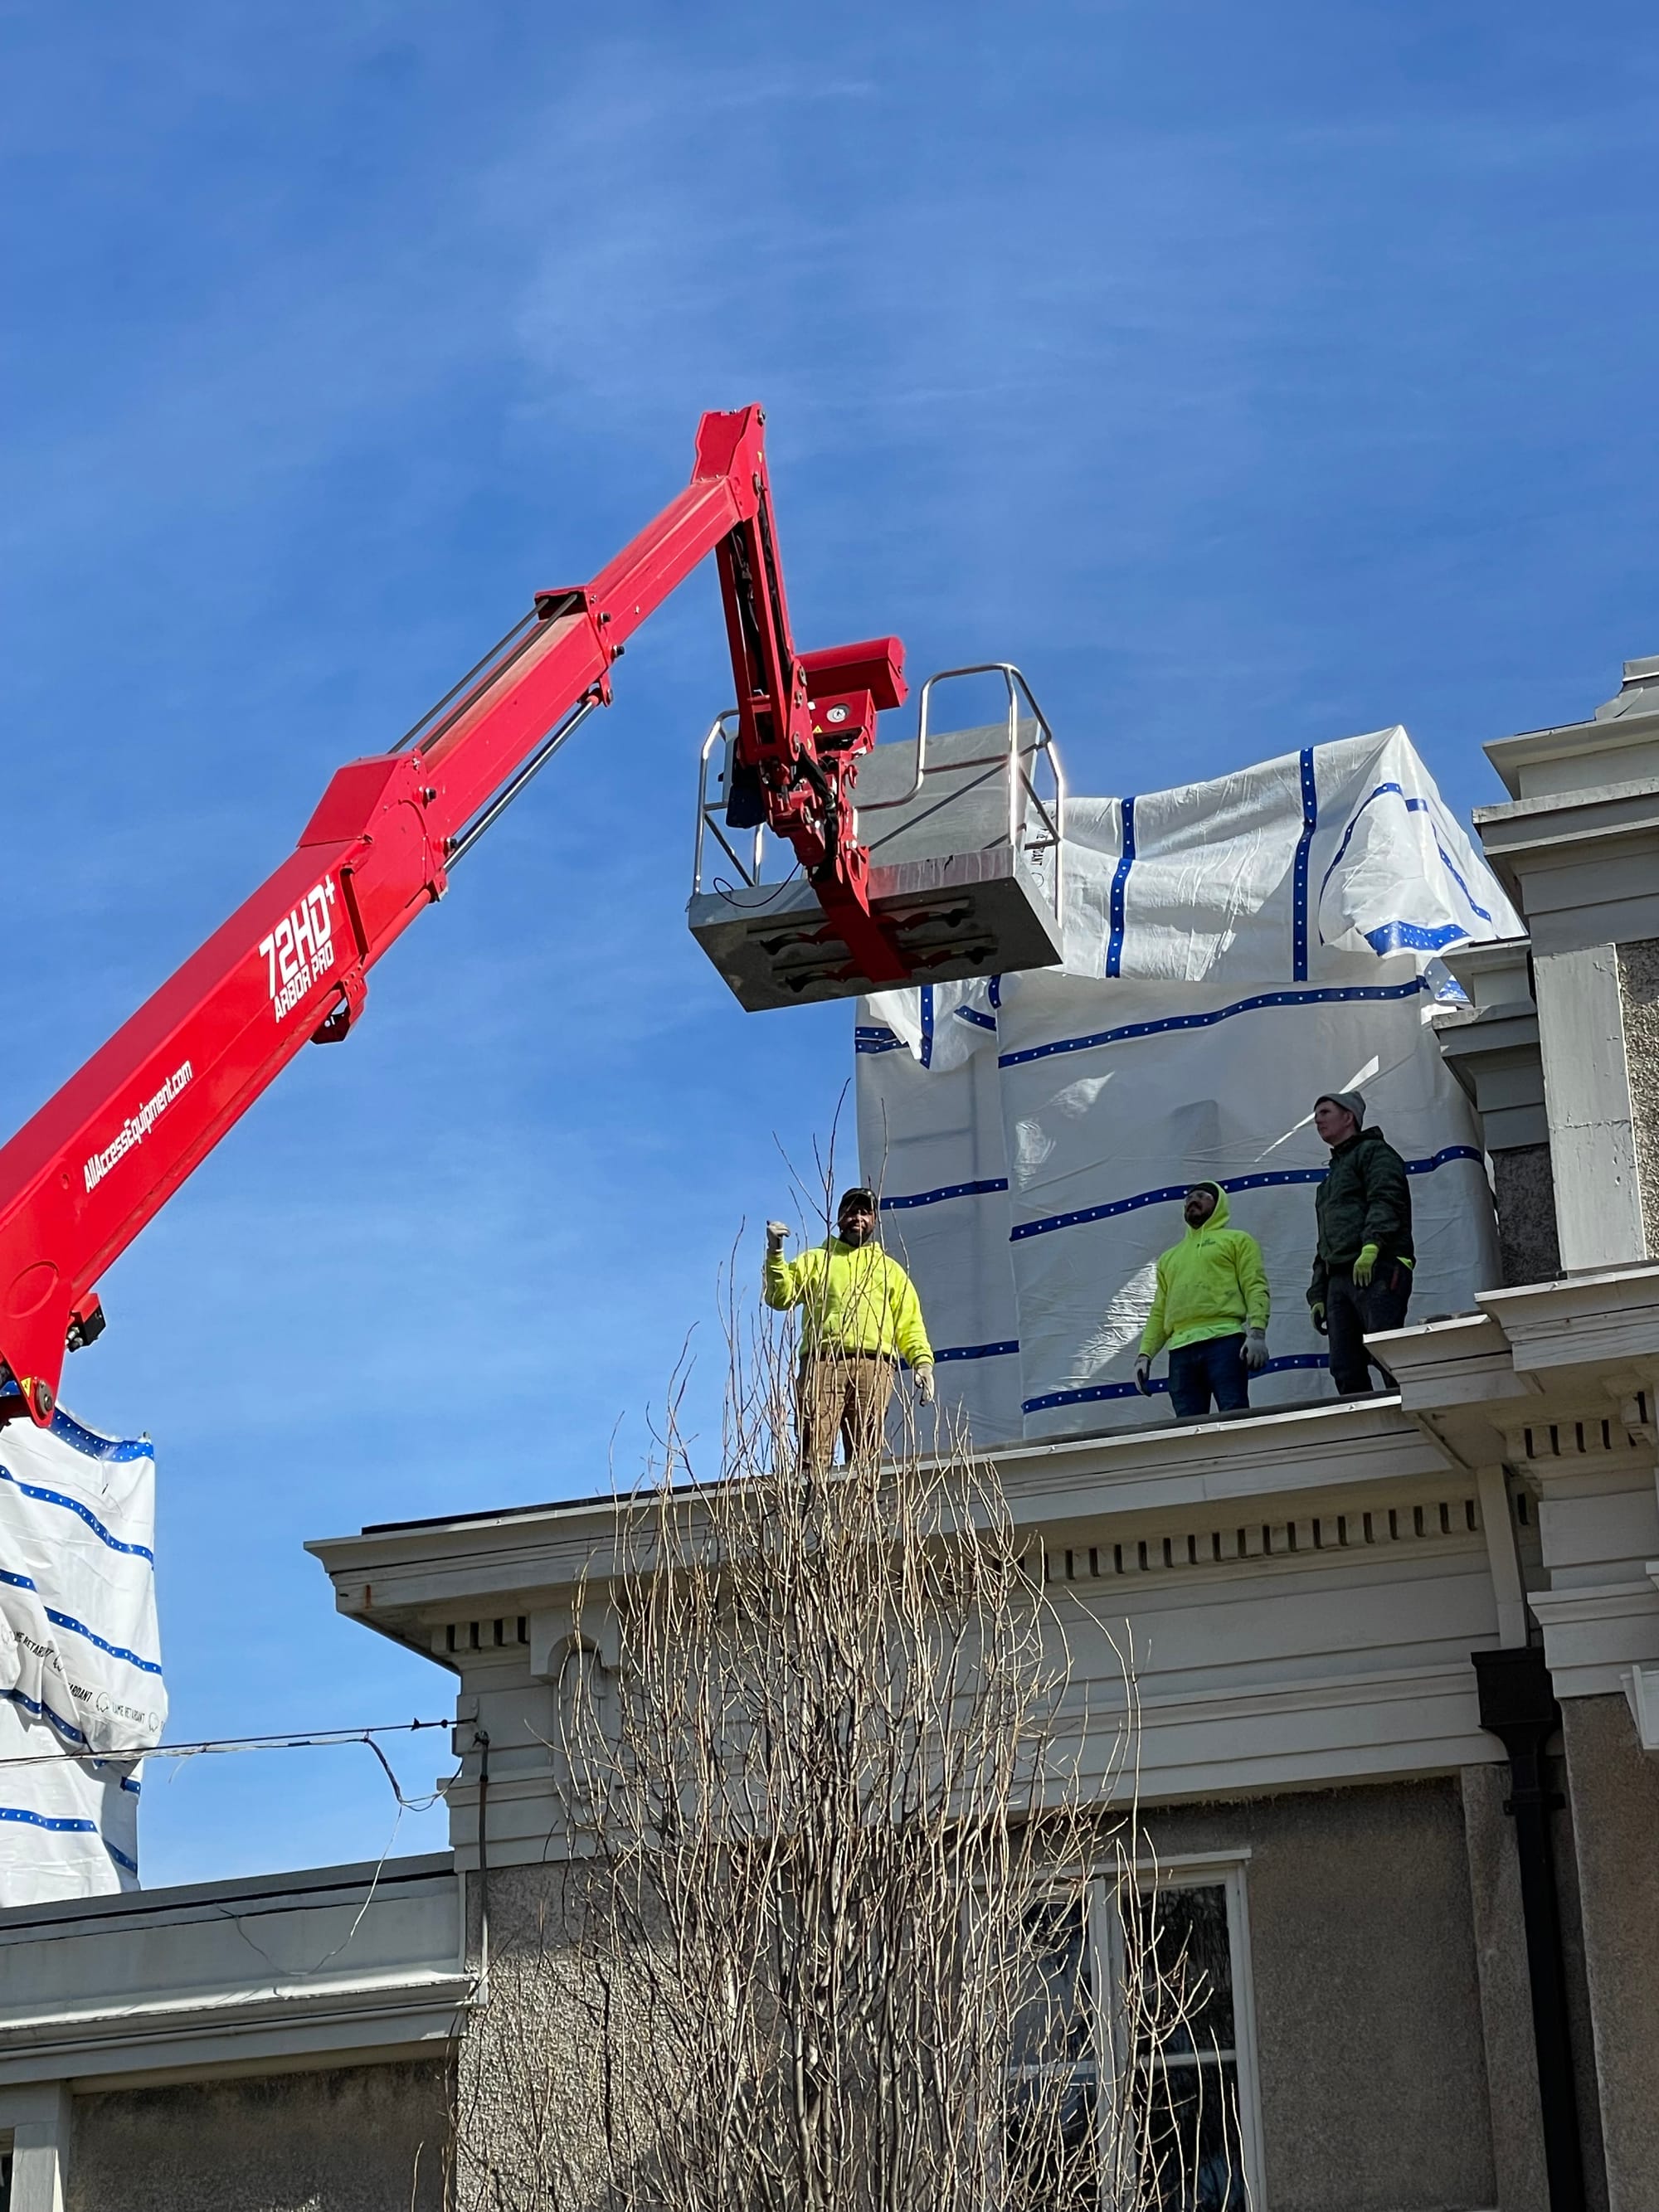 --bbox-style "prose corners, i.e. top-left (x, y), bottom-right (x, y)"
top-left (1315, 1090), bottom-right (1367, 1127)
